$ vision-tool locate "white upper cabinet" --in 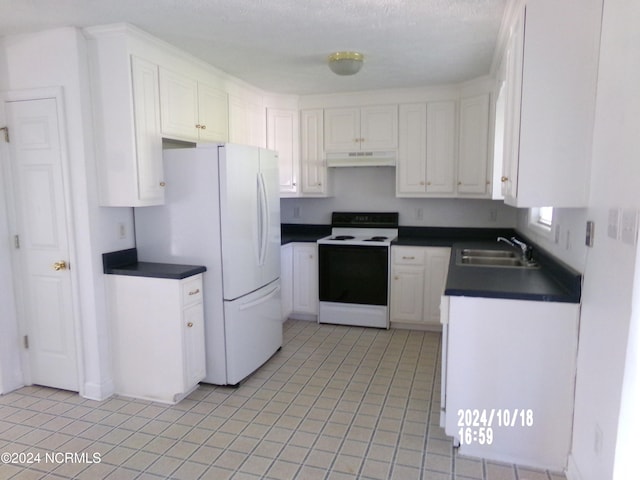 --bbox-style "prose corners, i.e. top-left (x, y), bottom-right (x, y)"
top-left (458, 93), bottom-right (490, 195)
top-left (86, 23), bottom-right (165, 207)
top-left (324, 105), bottom-right (397, 152)
top-left (397, 103), bottom-right (428, 194)
top-left (267, 108), bottom-right (299, 196)
top-left (229, 95), bottom-right (266, 148)
top-left (499, 0), bottom-right (602, 207)
top-left (159, 68), bottom-right (229, 143)
top-left (425, 101), bottom-right (457, 194)
top-left (300, 109), bottom-right (328, 196)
